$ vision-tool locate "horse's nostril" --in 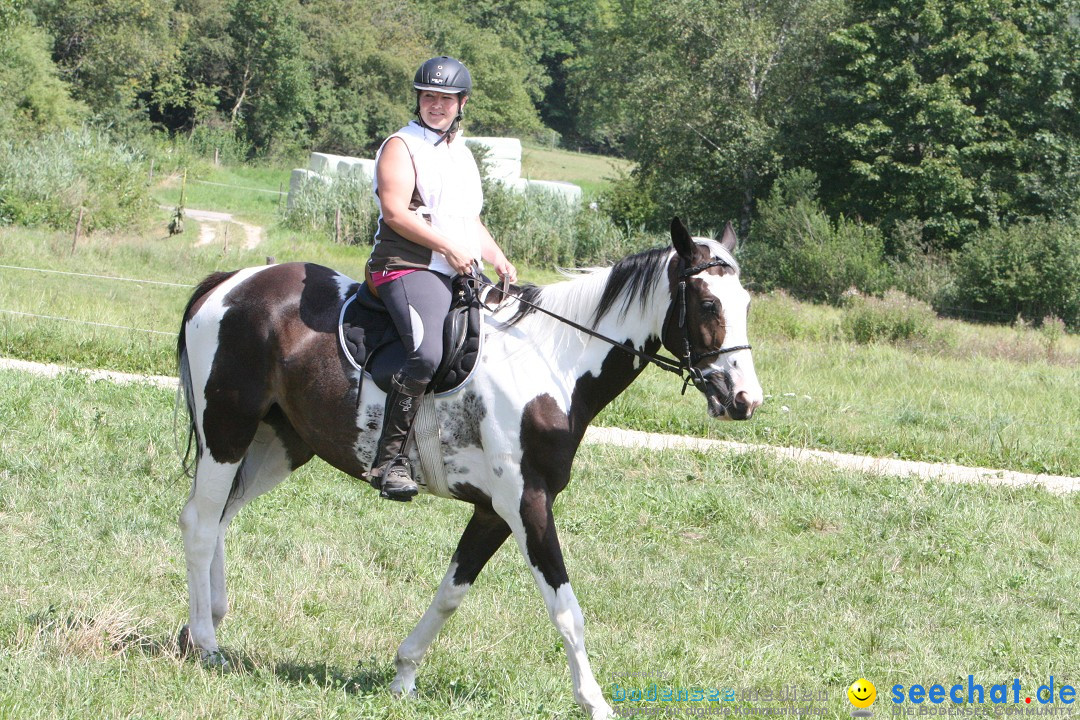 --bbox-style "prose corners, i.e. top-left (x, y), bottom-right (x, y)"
top-left (733, 390), bottom-right (759, 418)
